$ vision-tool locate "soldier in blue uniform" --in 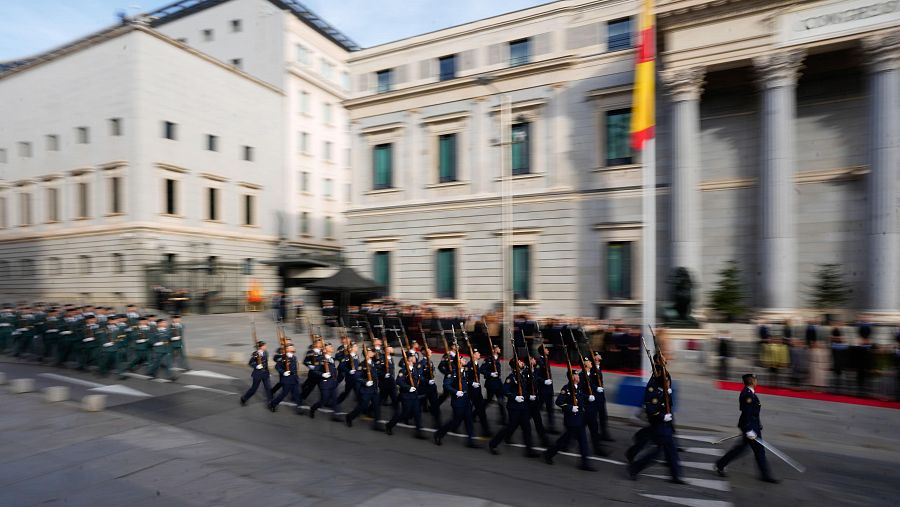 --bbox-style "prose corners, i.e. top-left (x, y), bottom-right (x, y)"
top-left (336, 340), bottom-right (359, 405)
top-left (535, 346), bottom-right (558, 434)
top-left (270, 345), bottom-right (303, 414)
top-left (377, 342), bottom-right (398, 408)
top-left (420, 343), bottom-right (442, 426)
top-left (525, 355), bottom-right (551, 447)
top-left (627, 354), bottom-right (684, 484)
top-left (489, 357), bottom-right (539, 457)
top-left (298, 337), bottom-right (324, 405)
top-left (386, 350), bottom-right (426, 439)
top-left (345, 347), bottom-right (381, 430)
top-left (433, 355), bottom-right (480, 448)
top-left (466, 348), bottom-right (492, 437)
top-left (481, 344), bottom-right (507, 426)
top-left (715, 373), bottom-right (779, 483)
top-left (542, 370), bottom-right (596, 471)
top-left (241, 340), bottom-right (272, 406)
top-left (308, 343), bottom-right (342, 420)
top-left (579, 357), bottom-right (609, 456)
